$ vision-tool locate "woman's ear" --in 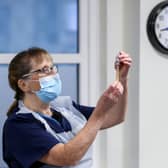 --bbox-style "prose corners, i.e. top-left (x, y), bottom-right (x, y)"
top-left (17, 79), bottom-right (29, 92)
